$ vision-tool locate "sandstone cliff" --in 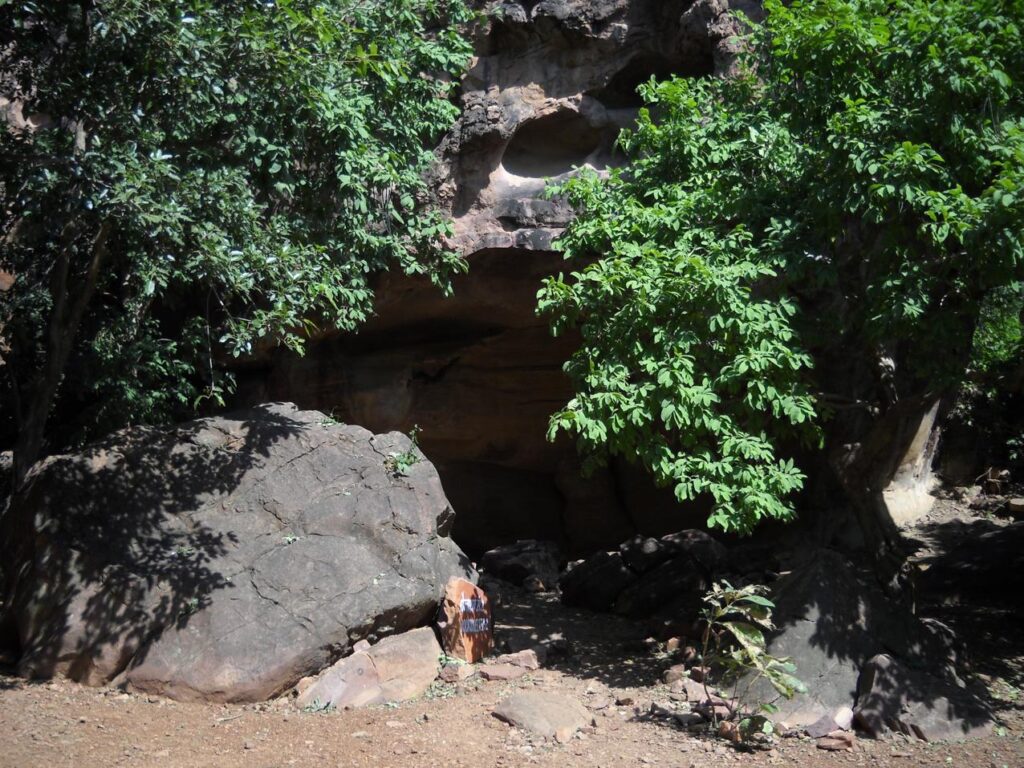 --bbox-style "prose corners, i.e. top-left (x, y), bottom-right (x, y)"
top-left (240, 1), bottom-right (758, 555)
